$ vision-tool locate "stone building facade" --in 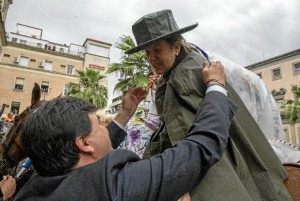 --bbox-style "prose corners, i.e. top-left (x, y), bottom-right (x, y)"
top-left (0, 23), bottom-right (111, 115)
top-left (245, 49), bottom-right (300, 145)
